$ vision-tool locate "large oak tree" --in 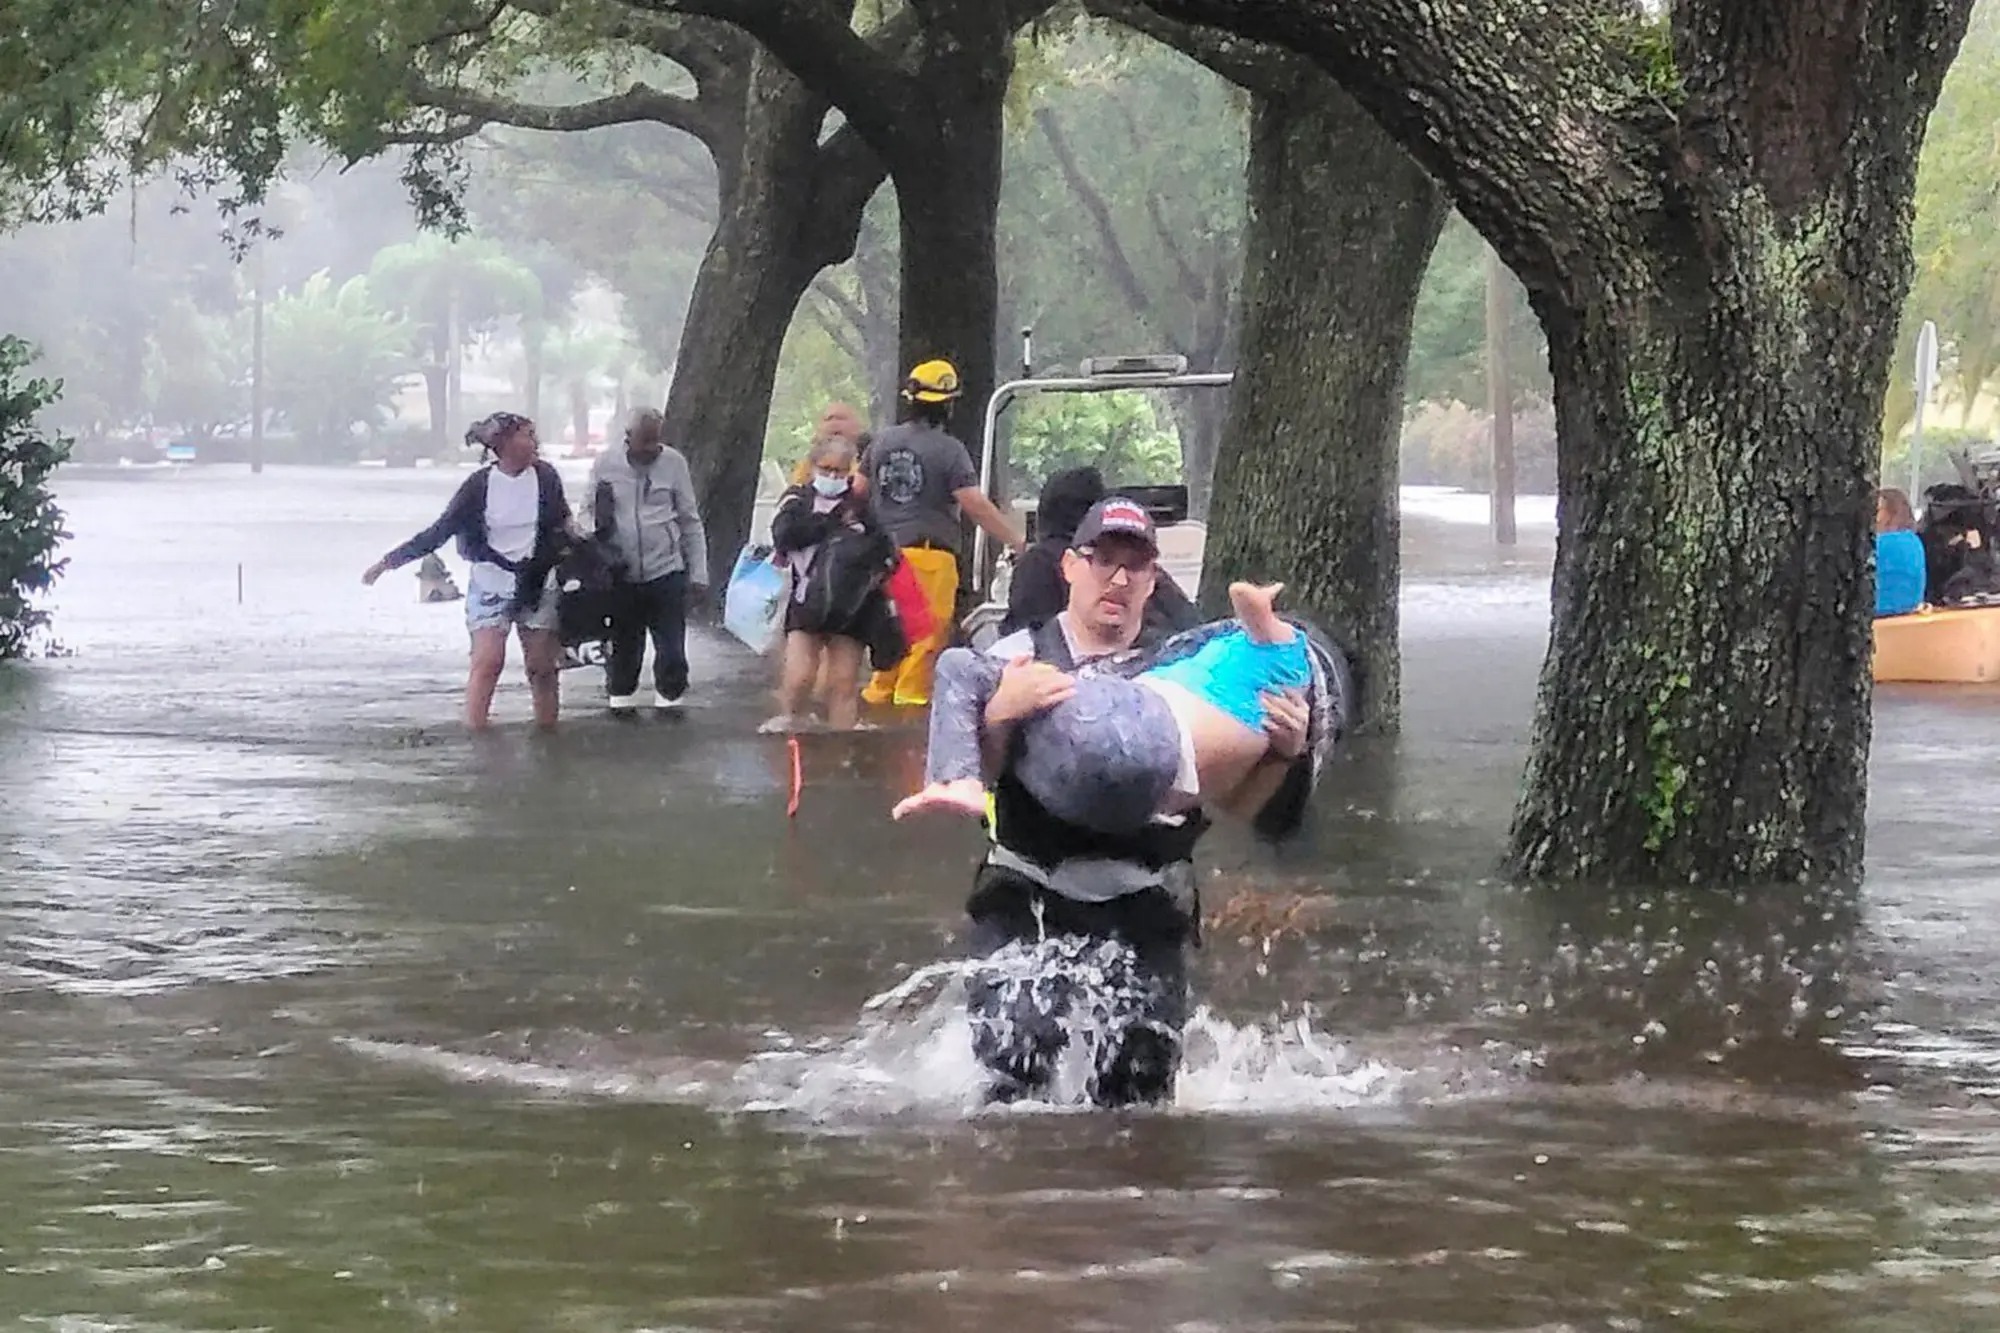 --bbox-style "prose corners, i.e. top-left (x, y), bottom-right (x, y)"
top-left (1138, 0), bottom-right (1976, 884)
